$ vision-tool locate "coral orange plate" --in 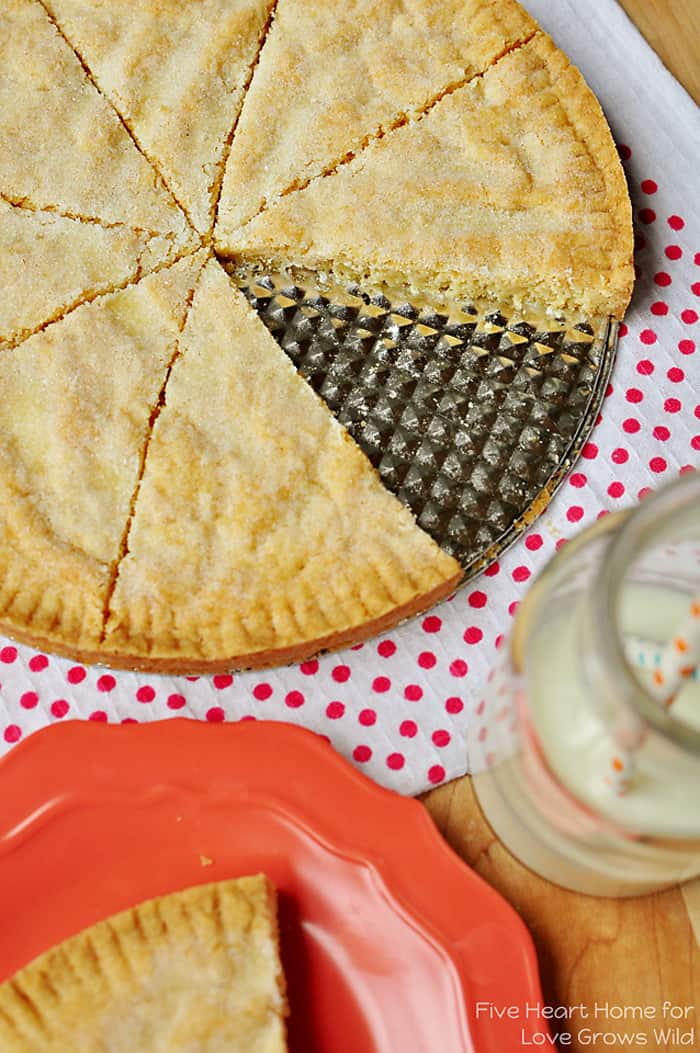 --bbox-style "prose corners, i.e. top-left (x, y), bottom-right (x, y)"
top-left (0, 719), bottom-right (549, 1051)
